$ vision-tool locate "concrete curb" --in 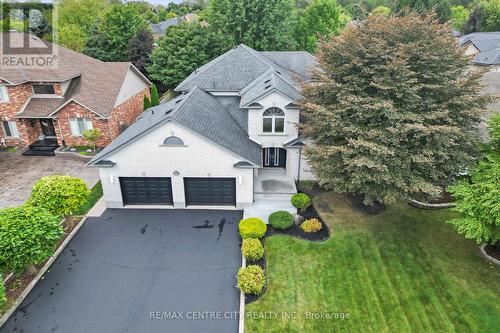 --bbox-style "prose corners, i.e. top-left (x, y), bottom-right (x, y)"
top-left (238, 256), bottom-right (246, 333)
top-left (480, 245), bottom-right (500, 266)
top-left (0, 216), bottom-right (88, 328)
top-left (408, 198), bottom-right (456, 210)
